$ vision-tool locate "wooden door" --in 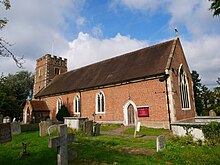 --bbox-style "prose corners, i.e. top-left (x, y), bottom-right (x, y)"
top-left (127, 104), bottom-right (135, 125)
